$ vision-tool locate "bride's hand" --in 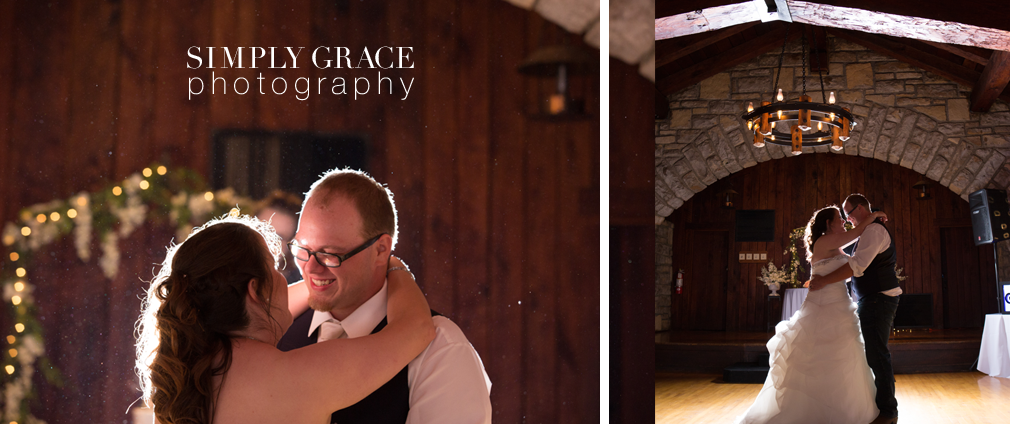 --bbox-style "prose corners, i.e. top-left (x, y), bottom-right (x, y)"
top-left (869, 211), bottom-right (887, 223)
